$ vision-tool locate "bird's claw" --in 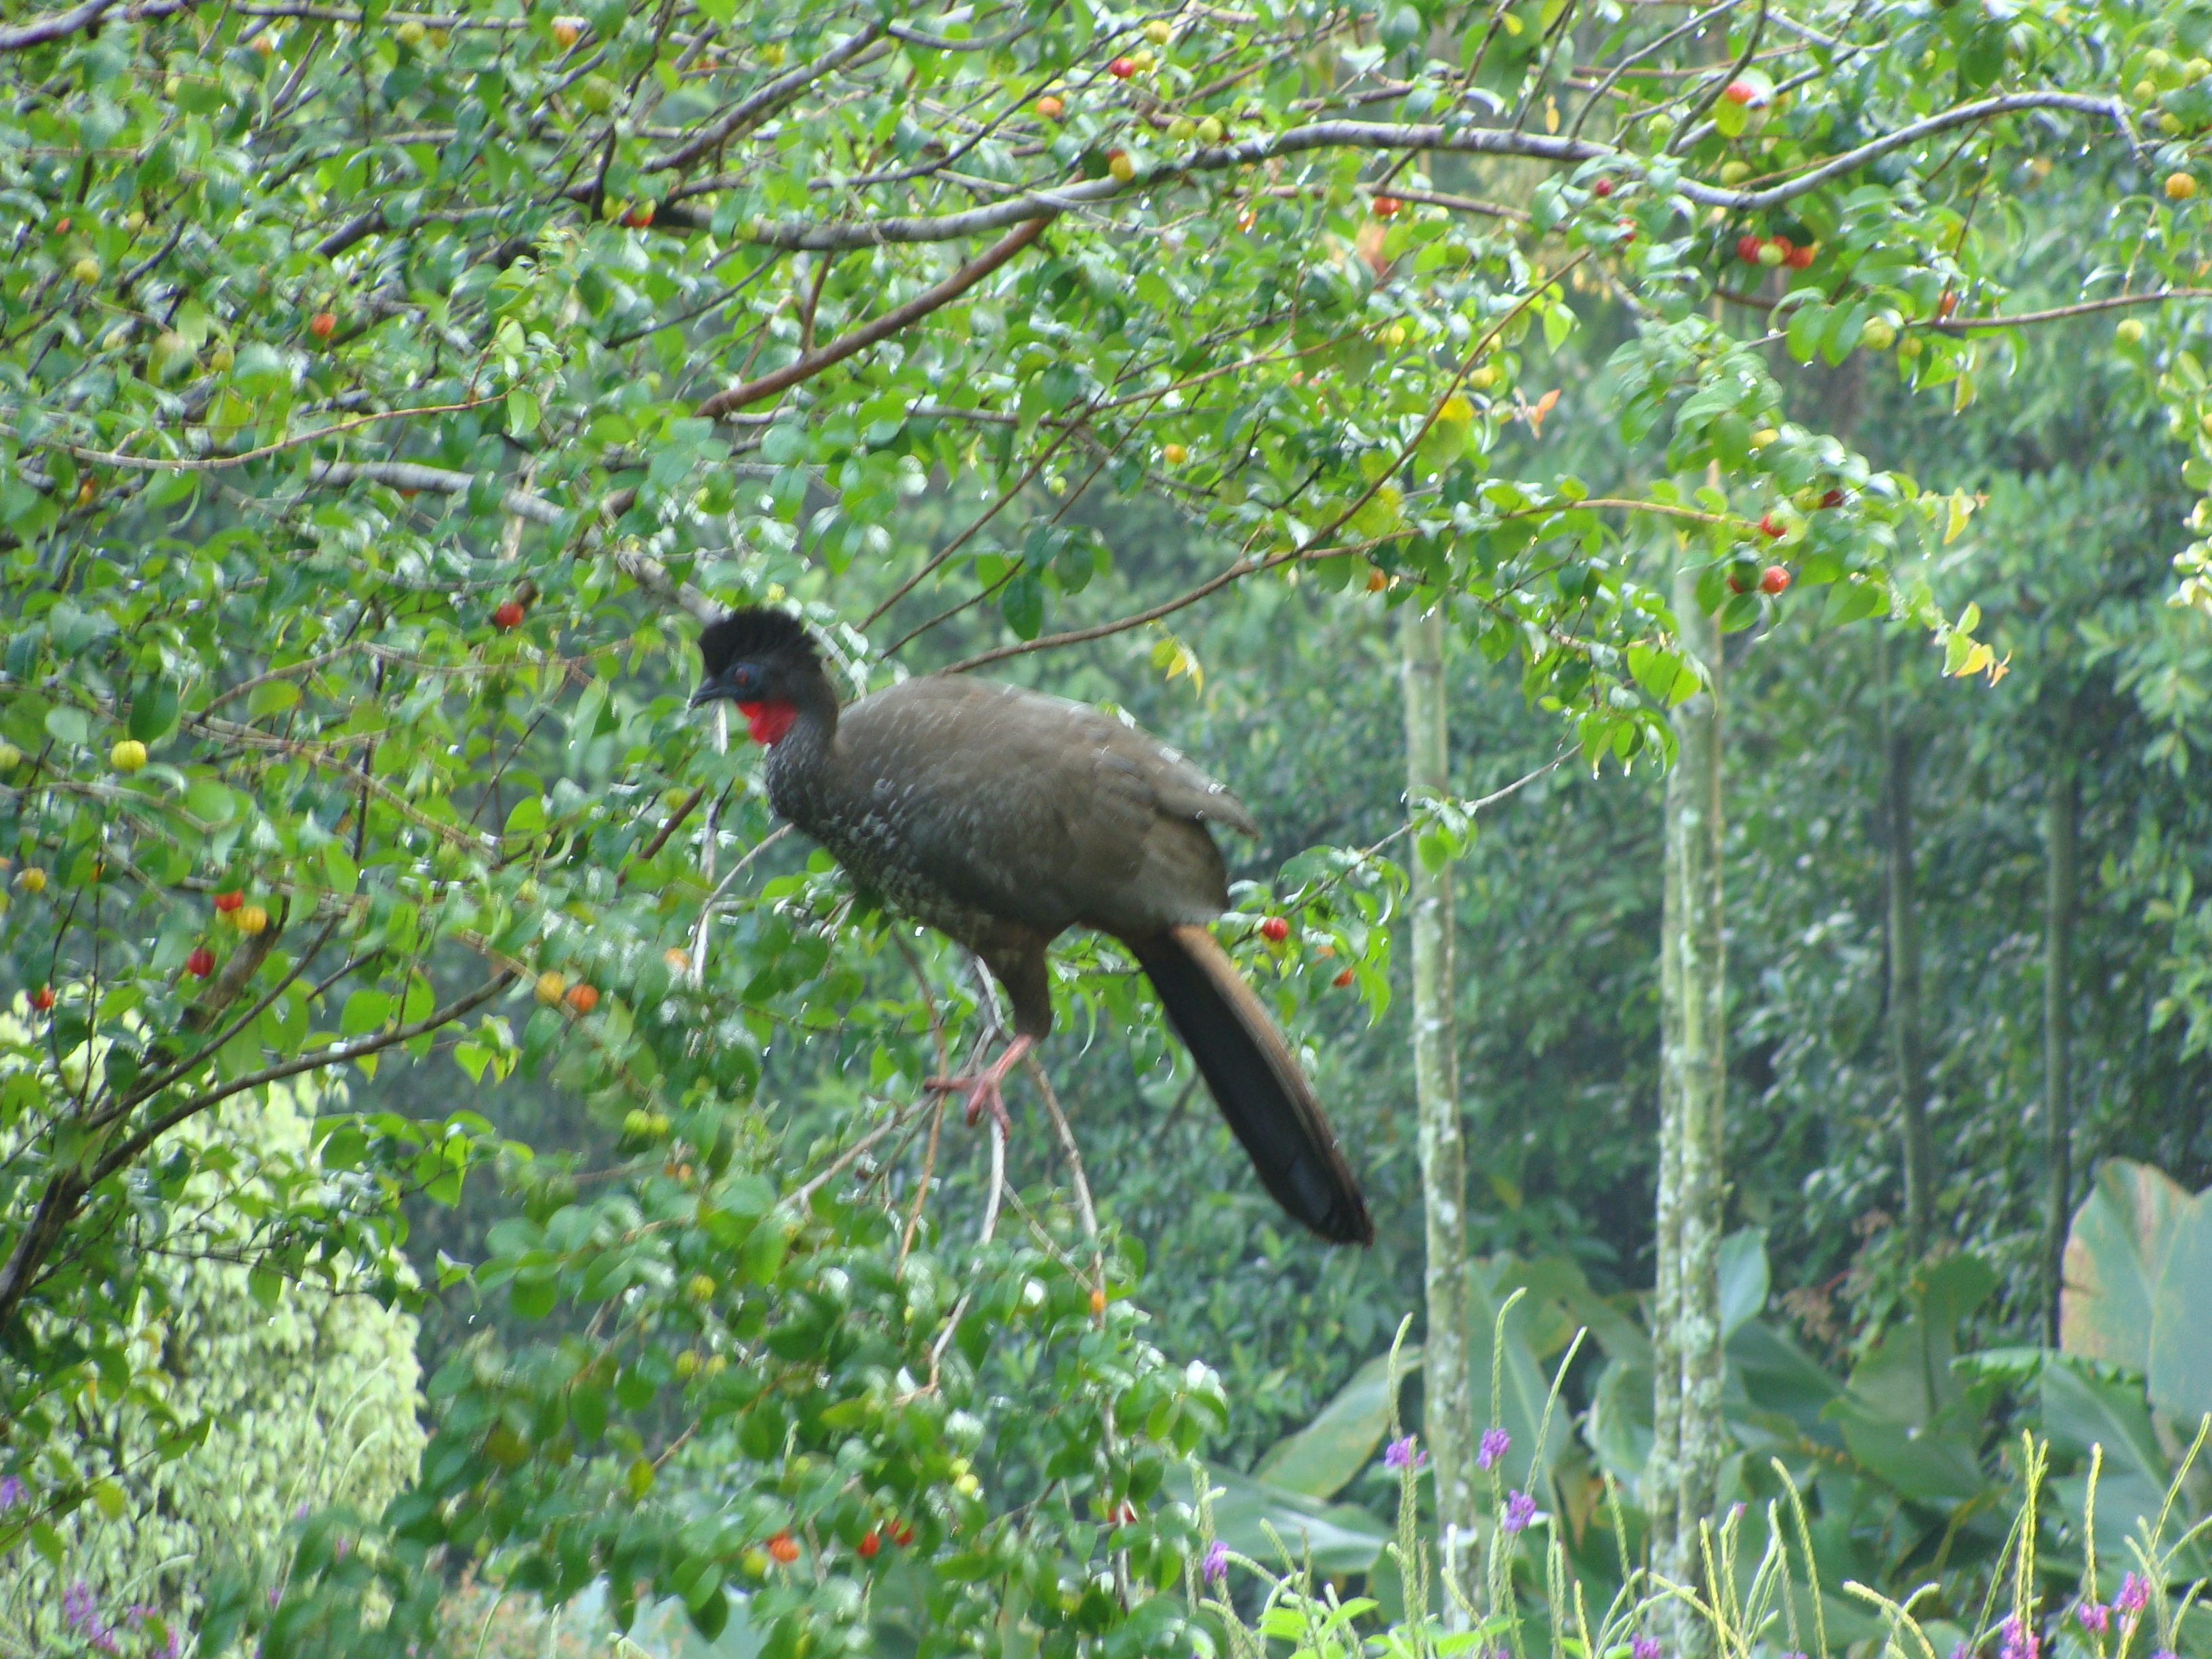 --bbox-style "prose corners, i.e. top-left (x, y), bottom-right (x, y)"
top-left (923, 1035), bottom-right (1033, 1138)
